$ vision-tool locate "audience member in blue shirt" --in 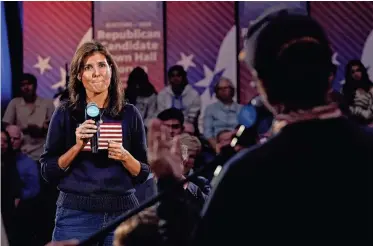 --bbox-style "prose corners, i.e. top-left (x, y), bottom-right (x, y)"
top-left (6, 125), bottom-right (40, 200)
top-left (203, 77), bottom-right (242, 151)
